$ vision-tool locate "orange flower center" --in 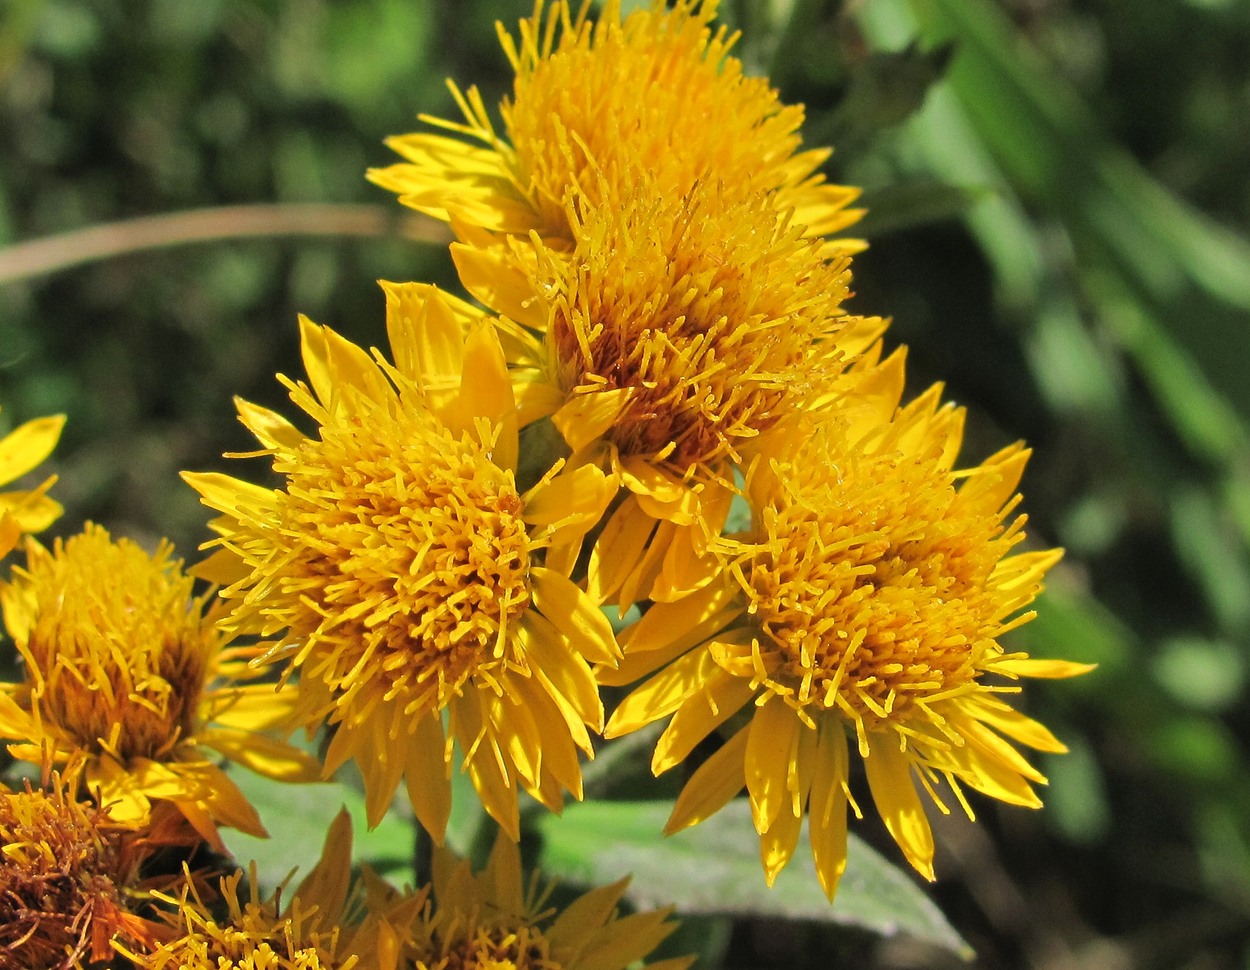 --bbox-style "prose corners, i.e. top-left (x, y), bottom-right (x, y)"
top-left (737, 446), bottom-right (1009, 731)
top-left (545, 184), bottom-right (852, 474)
top-left (274, 402), bottom-right (534, 718)
top-left (14, 527), bottom-right (208, 762)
